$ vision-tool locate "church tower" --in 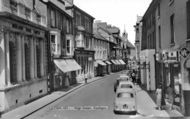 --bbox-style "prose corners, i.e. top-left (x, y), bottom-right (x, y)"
top-left (122, 26), bottom-right (128, 42)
